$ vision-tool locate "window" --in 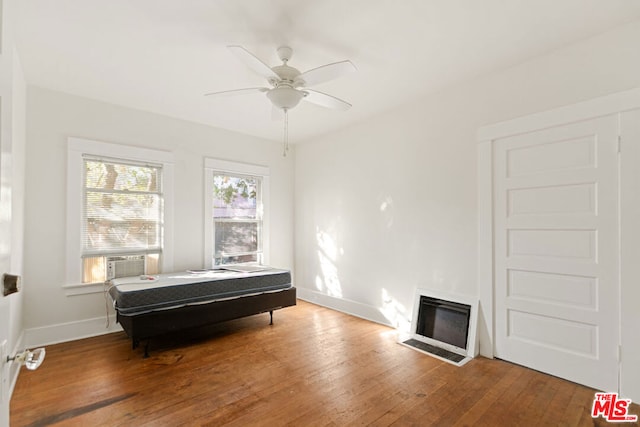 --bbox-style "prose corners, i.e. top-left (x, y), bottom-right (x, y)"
top-left (204, 159), bottom-right (269, 268)
top-left (67, 138), bottom-right (174, 289)
top-left (81, 157), bottom-right (163, 283)
top-left (212, 173), bottom-right (262, 265)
